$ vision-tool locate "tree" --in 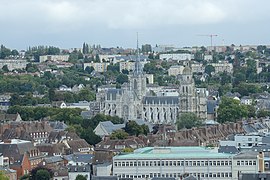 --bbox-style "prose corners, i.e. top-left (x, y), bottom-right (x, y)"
top-left (176, 113), bottom-right (202, 129)
top-left (110, 129), bottom-right (129, 140)
top-left (116, 74), bottom-right (128, 84)
top-left (205, 65), bottom-right (215, 76)
top-left (30, 167), bottom-right (52, 180)
top-left (217, 97), bottom-right (248, 123)
top-left (2, 65), bottom-right (9, 72)
top-left (124, 121), bottom-right (149, 136)
top-left (75, 174), bottom-right (87, 180)
top-left (36, 169), bottom-right (51, 180)
top-left (85, 66), bottom-right (94, 74)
